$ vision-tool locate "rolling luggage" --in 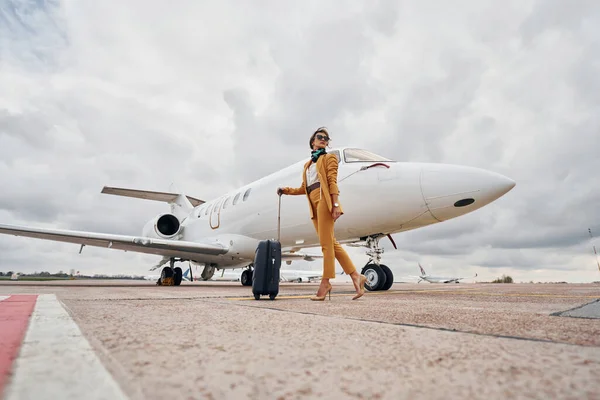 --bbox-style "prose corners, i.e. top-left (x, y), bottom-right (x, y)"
top-left (252, 194), bottom-right (282, 300)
